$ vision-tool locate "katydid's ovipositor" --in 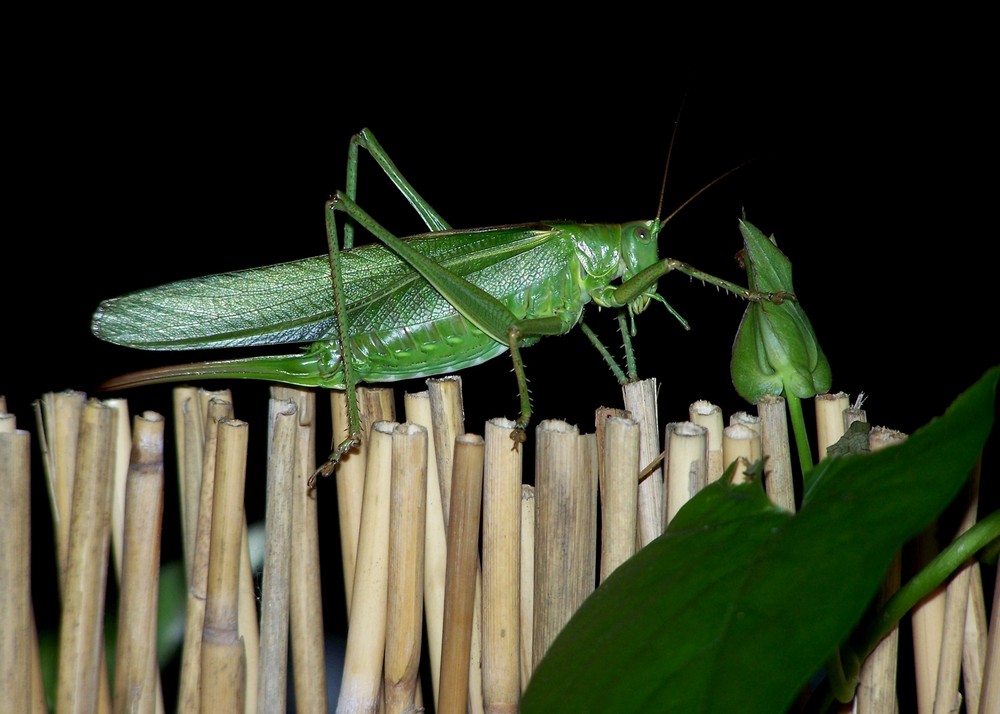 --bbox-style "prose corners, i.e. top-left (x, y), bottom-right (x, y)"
top-left (91, 128), bottom-right (789, 474)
